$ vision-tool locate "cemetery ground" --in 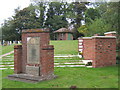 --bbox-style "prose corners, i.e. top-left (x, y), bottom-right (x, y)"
top-left (1, 40), bottom-right (118, 88)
